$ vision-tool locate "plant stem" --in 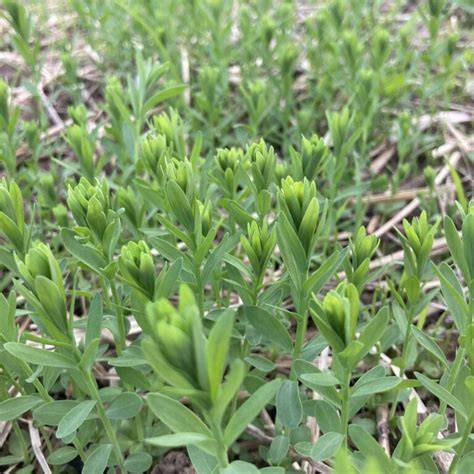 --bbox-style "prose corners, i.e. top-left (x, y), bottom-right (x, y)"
top-left (438, 347), bottom-right (465, 415)
top-left (110, 279), bottom-right (126, 354)
top-left (340, 370), bottom-right (351, 446)
top-left (291, 286), bottom-right (309, 380)
top-left (448, 410), bottom-right (474, 474)
top-left (82, 368), bottom-right (125, 472)
top-left (194, 263), bottom-right (205, 316)
top-left (208, 416), bottom-right (229, 468)
top-left (390, 310), bottom-right (413, 418)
